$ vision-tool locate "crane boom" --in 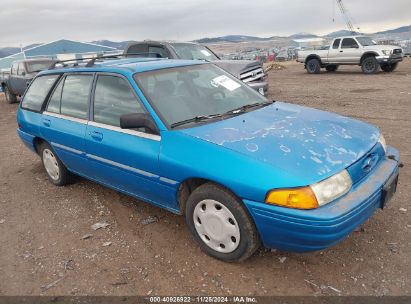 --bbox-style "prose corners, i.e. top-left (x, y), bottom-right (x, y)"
top-left (336, 0), bottom-right (358, 34)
